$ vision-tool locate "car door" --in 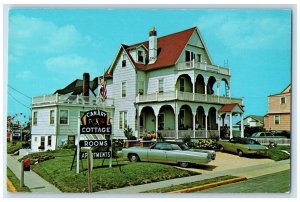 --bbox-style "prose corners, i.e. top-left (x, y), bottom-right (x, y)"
top-left (226, 139), bottom-right (238, 153)
top-left (147, 143), bottom-right (168, 163)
